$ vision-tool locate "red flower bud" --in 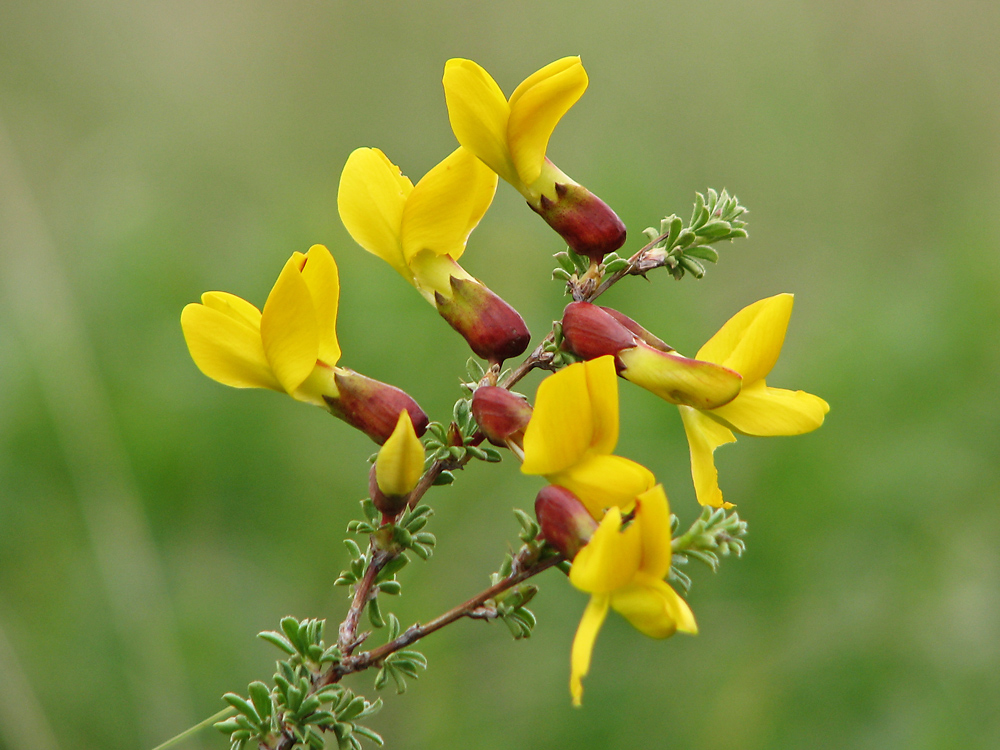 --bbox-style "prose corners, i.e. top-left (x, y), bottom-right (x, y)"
top-left (561, 302), bottom-right (637, 363)
top-left (471, 386), bottom-right (533, 448)
top-left (535, 485), bottom-right (599, 560)
top-left (532, 179), bottom-right (626, 264)
top-left (324, 369), bottom-right (428, 445)
top-left (598, 306), bottom-right (674, 353)
top-left (369, 464), bottom-right (408, 518)
top-left (435, 277), bottom-right (531, 364)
